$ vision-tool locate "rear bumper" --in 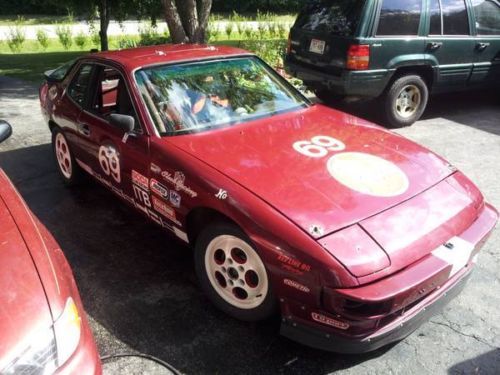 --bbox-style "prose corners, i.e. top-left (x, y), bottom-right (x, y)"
top-left (281, 267), bottom-right (471, 353)
top-left (284, 57), bottom-right (393, 98)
